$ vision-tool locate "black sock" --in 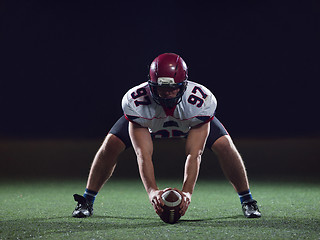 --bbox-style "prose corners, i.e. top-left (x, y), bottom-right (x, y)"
top-left (83, 188), bottom-right (98, 204)
top-left (238, 189), bottom-right (253, 204)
